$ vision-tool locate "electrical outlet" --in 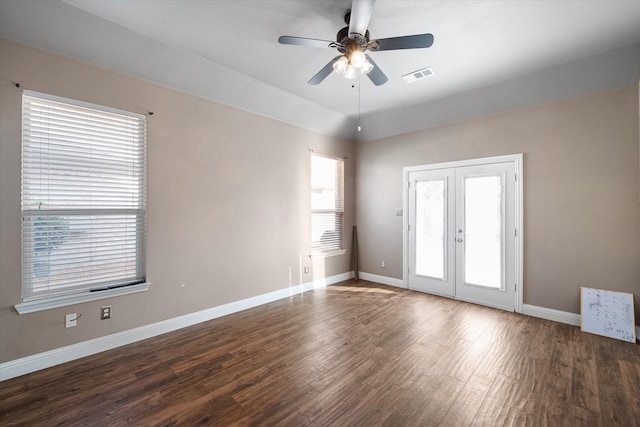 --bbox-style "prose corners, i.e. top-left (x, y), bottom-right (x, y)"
top-left (381, 260), bottom-right (386, 268)
top-left (101, 305), bottom-right (112, 320)
top-left (65, 313), bottom-right (77, 328)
